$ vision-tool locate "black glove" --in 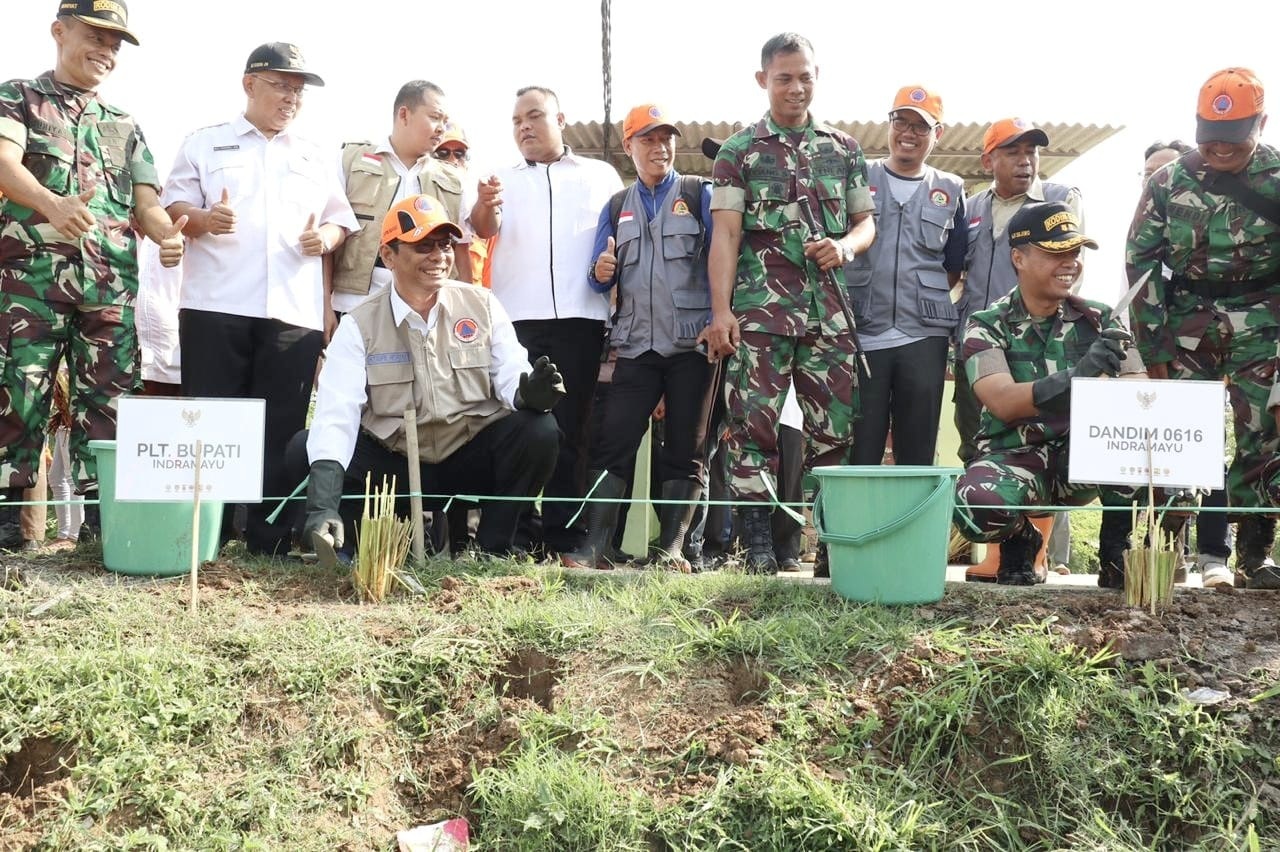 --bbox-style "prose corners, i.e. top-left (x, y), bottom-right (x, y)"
top-left (514, 355), bottom-right (566, 411)
top-left (303, 459), bottom-right (345, 551)
top-left (1032, 328), bottom-right (1131, 414)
